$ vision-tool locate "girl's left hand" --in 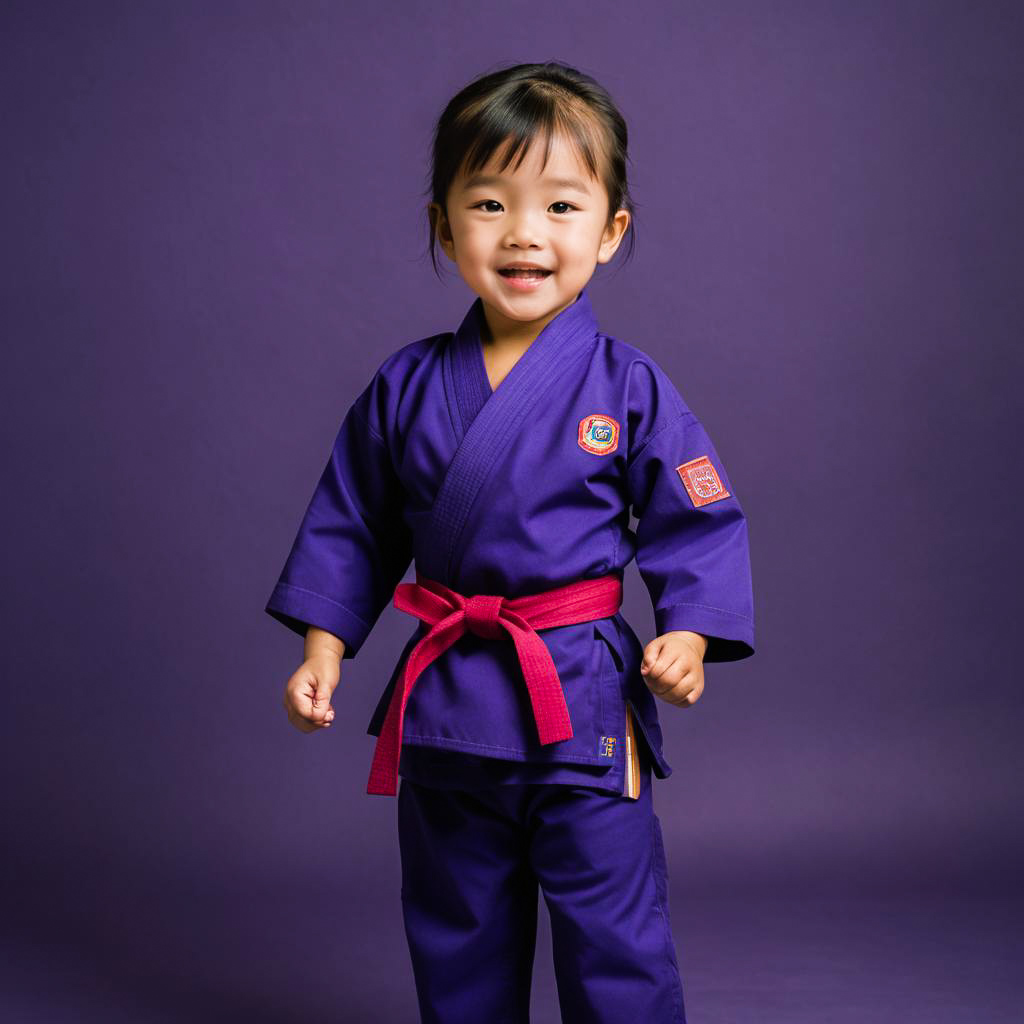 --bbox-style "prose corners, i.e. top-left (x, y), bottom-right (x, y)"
top-left (640, 630), bottom-right (707, 707)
